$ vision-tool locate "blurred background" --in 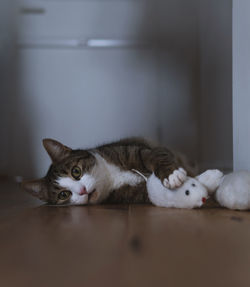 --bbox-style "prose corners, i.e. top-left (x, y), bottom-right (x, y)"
top-left (0, 0), bottom-right (232, 178)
